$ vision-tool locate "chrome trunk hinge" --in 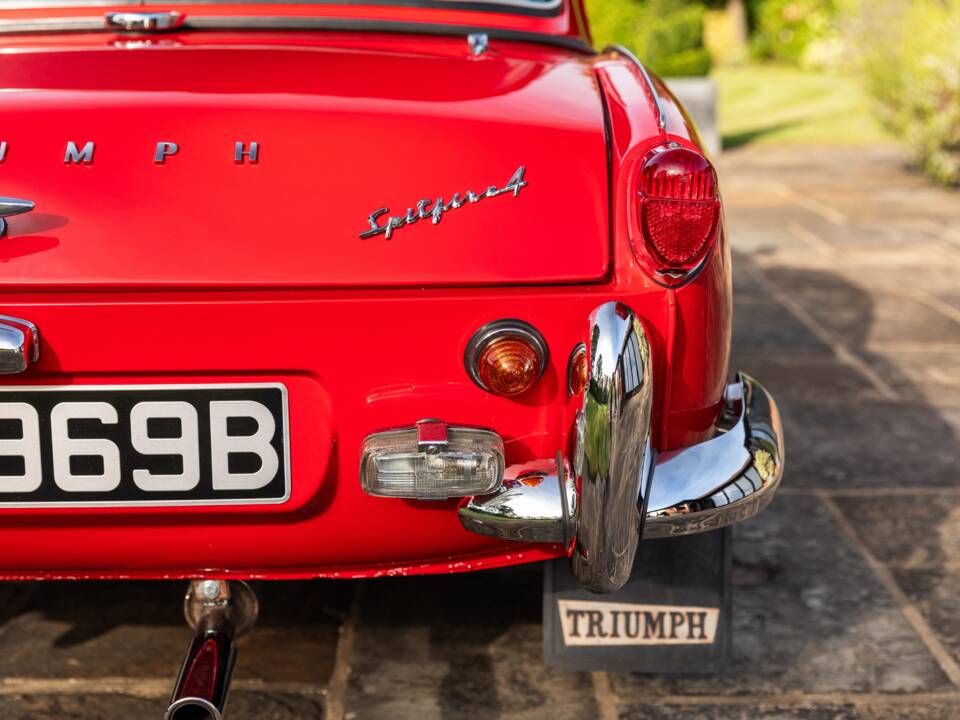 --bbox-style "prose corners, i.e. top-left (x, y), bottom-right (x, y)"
top-left (0, 197), bottom-right (34, 239)
top-left (105, 12), bottom-right (186, 32)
